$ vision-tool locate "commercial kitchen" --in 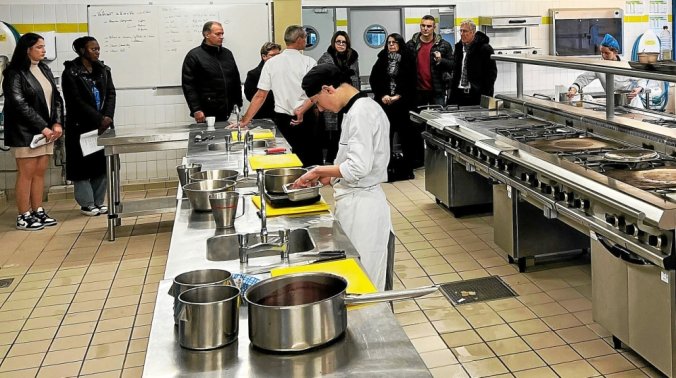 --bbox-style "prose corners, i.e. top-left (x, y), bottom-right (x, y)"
top-left (0, 1), bottom-right (676, 377)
